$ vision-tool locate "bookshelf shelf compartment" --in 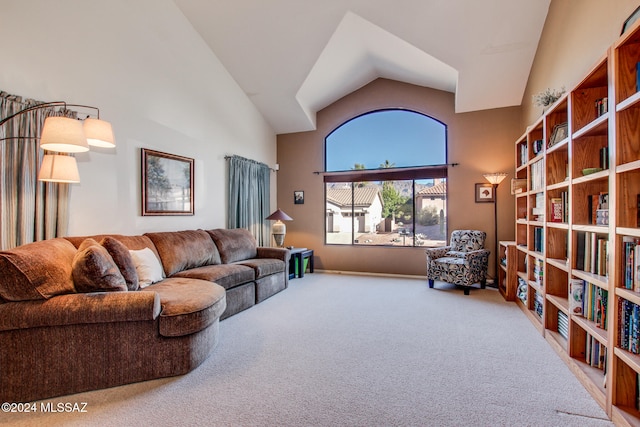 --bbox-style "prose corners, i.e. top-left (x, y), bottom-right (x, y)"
top-left (616, 169), bottom-right (640, 229)
top-left (573, 315), bottom-right (608, 345)
top-left (572, 113), bottom-right (609, 140)
top-left (571, 269), bottom-right (608, 289)
top-left (547, 293), bottom-right (569, 314)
